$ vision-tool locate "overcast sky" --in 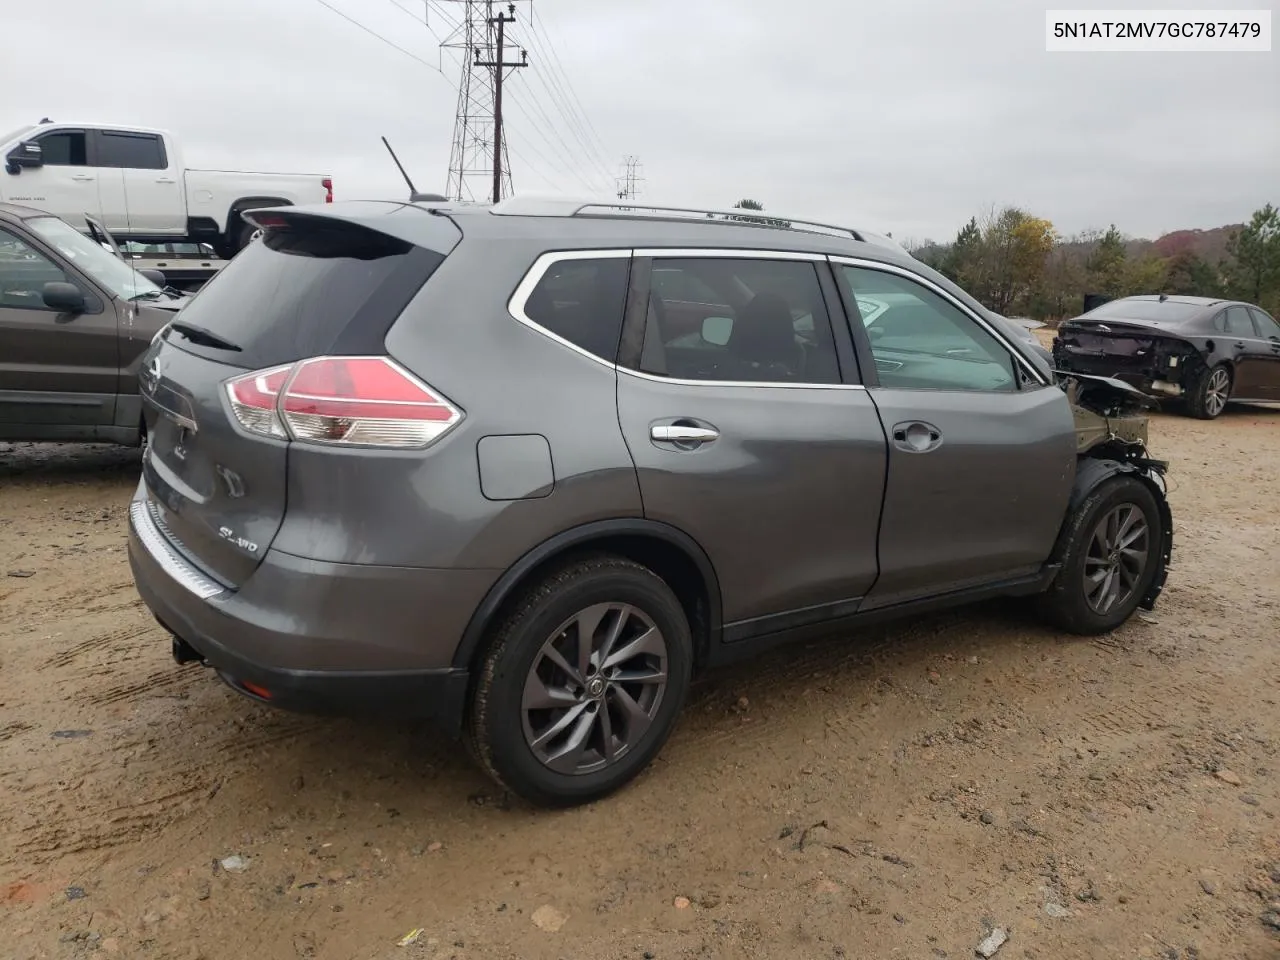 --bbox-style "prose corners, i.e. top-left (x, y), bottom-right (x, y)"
top-left (2, 0), bottom-right (1276, 243)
